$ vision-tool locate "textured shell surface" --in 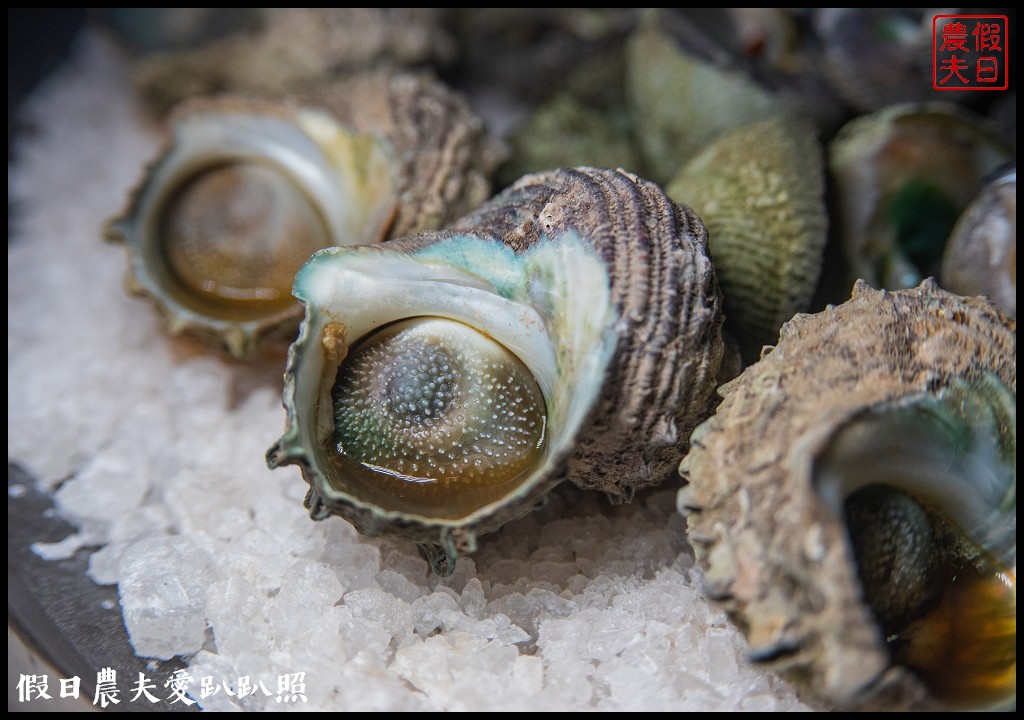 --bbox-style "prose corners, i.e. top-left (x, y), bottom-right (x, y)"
top-left (107, 71), bottom-right (499, 359)
top-left (306, 70), bottom-right (502, 237)
top-left (268, 167), bottom-right (724, 573)
top-left (828, 103), bottom-right (1011, 293)
top-left (678, 280), bottom-right (1015, 710)
top-left (667, 116), bottom-right (828, 364)
top-left (941, 165), bottom-right (1016, 319)
top-left (625, 20), bottom-right (780, 185)
top-left (133, 8), bottom-right (454, 113)
top-left (500, 93), bottom-right (640, 188)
